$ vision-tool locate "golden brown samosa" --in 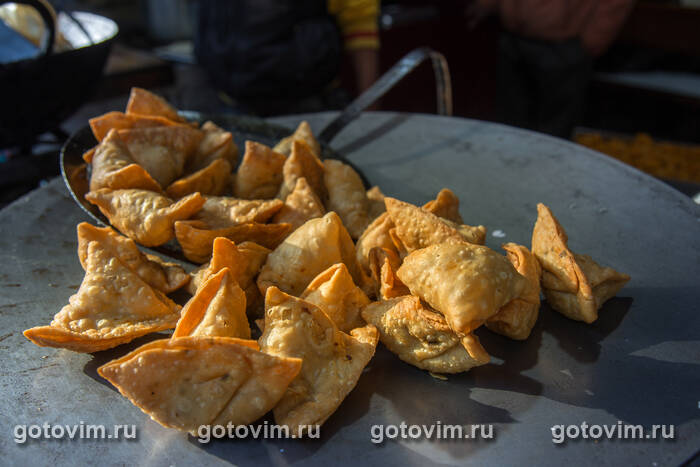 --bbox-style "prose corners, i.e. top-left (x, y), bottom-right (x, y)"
top-left (259, 287), bottom-right (378, 436)
top-left (397, 242), bottom-right (527, 335)
top-left (362, 296), bottom-right (490, 373)
top-left (421, 188), bottom-right (463, 224)
top-left (368, 246), bottom-right (409, 300)
top-left (532, 203), bottom-right (630, 323)
top-left (271, 177), bottom-right (325, 230)
top-left (165, 158), bottom-right (231, 198)
top-left (301, 263), bottom-right (370, 332)
top-left (256, 212), bottom-right (366, 297)
top-left (486, 243), bottom-right (542, 340)
top-left (173, 268), bottom-right (250, 339)
top-left (366, 185), bottom-right (386, 220)
top-left (192, 196), bottom-right (283, 229)
top-left (356, 189), bottom-right (477, 275)
top-left (24, 242), bottom-right (181, 352)
top-left (89, 129), bottom-right (162, 193)
top-left (89, 111), bottom-right (181, 142)
top-left (186, 238), bottom-right (270, 315)
top-left (234, 141), bottom-right (286, 199)
top-left (118, 125), bottom-right (203, 187)
top-left (355, 212), bottom-right (397, 276)
top-left (323, 159), bottom-right (371, 239)
top-left (187, 120), bottom-right (239, 172)
top-left (277, 140), bottom-right (326, 201)
top-left (385, 197), bottom-right (486, 252)
top-left (85, 189), bottom-right (204, 247)
top-left (76, 222), bottom-right (188, 293)
top-left (174, 220), bottom-right (290, 264)
top-left (125, 87), bottom-right (187, 123)
top-left (98, 336), bottom-right (301, 434)
top-left (273, 120), bottom-right (321, 157)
